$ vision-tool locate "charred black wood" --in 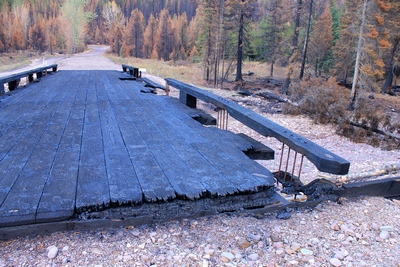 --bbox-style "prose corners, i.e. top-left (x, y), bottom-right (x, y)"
top-left (0, 64), bottom-right (58, 94)
top-left (256, 90), bottom-right (289, 103)
top-left (238, 89), bottom-right (253, 96)
top-left (119, 77), bottom-right (137, 81)
top-left (166, 78), bottom-right (350, 175)
top-left (236, 133), bottom-right (274, 160)
top-left (142, 77), bottom-right (166, 91)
